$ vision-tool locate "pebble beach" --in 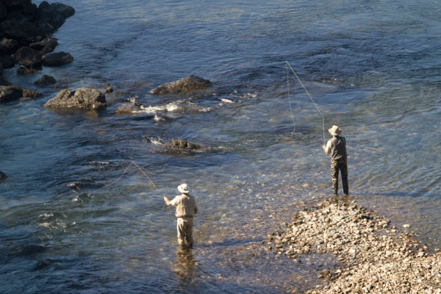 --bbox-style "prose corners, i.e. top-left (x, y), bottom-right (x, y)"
top-left (268, 198), bottom-right (441, 293)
